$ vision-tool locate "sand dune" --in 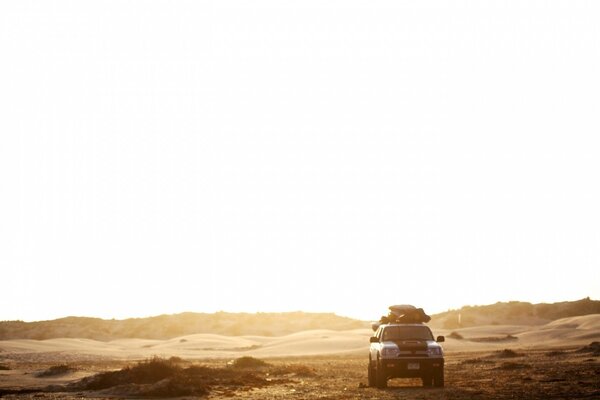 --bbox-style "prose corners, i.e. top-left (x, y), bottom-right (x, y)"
top-left (543, 314), bottom-right (600, 330)
top-left (1, 315), bottom-right (598, 363)
top-left (514, 314), bottom-right (600, 346)
top-left (0, 329), bottom-right (372, 361)
top-left (439, 314), bottom-right (600, 351)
